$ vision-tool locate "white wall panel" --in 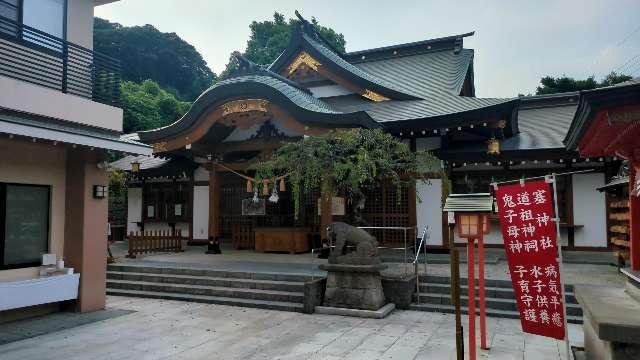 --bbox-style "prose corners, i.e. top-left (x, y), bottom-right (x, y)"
top-left (572, 173), bottom-right (607, 247)
top-left (192, 185), bottom-right (209, 240)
